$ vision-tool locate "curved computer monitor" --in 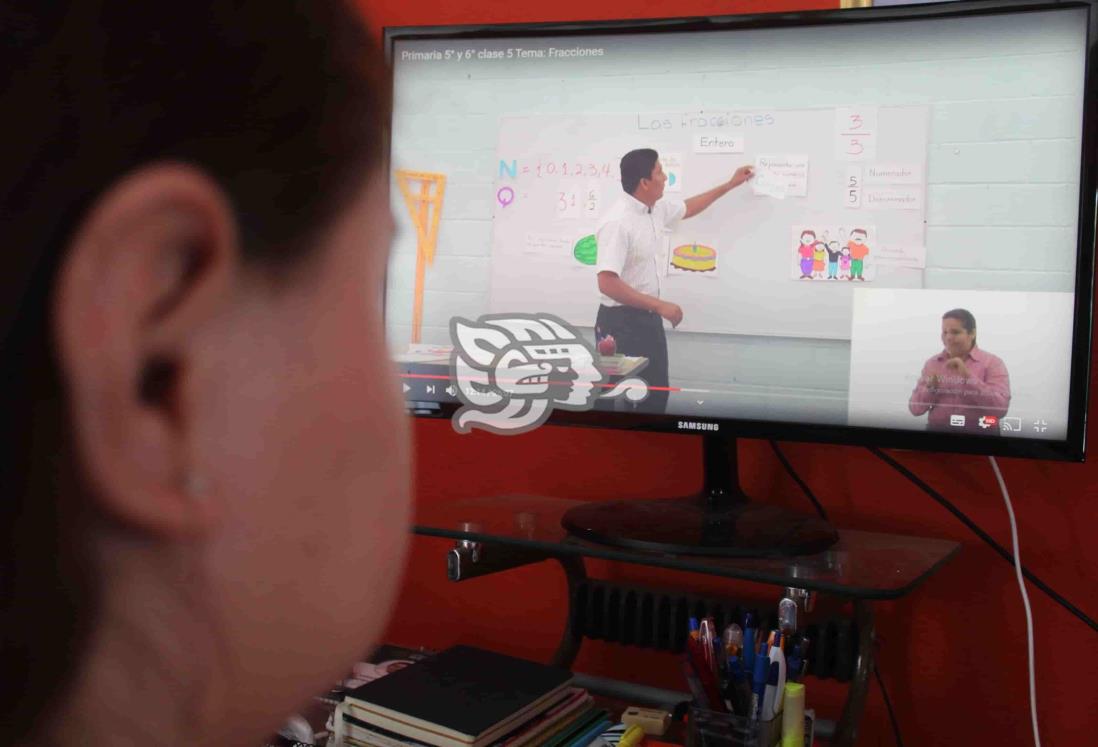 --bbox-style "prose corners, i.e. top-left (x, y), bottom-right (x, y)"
top-left (383, 0), bottom-right (1097, 555)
